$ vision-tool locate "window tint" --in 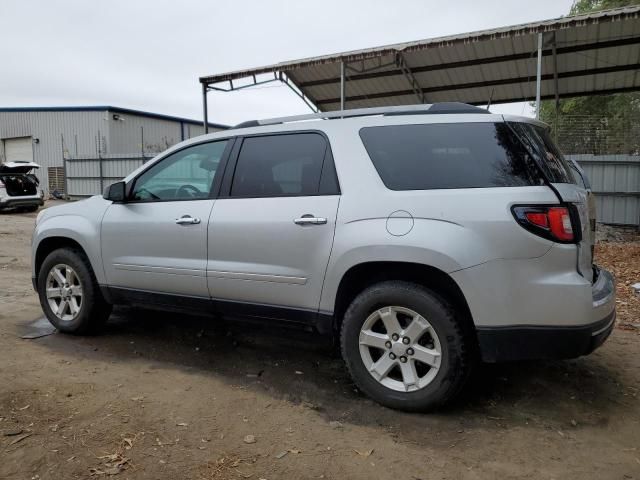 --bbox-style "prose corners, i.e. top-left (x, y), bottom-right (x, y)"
top-left (508, 122), bottom-right (575, 184)
top-left (131, 141), bottom-right (228, 201)
top-left (359, 123), bottom-right (542, 191)
top-left (230, 133), bottom-right (328, 197)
